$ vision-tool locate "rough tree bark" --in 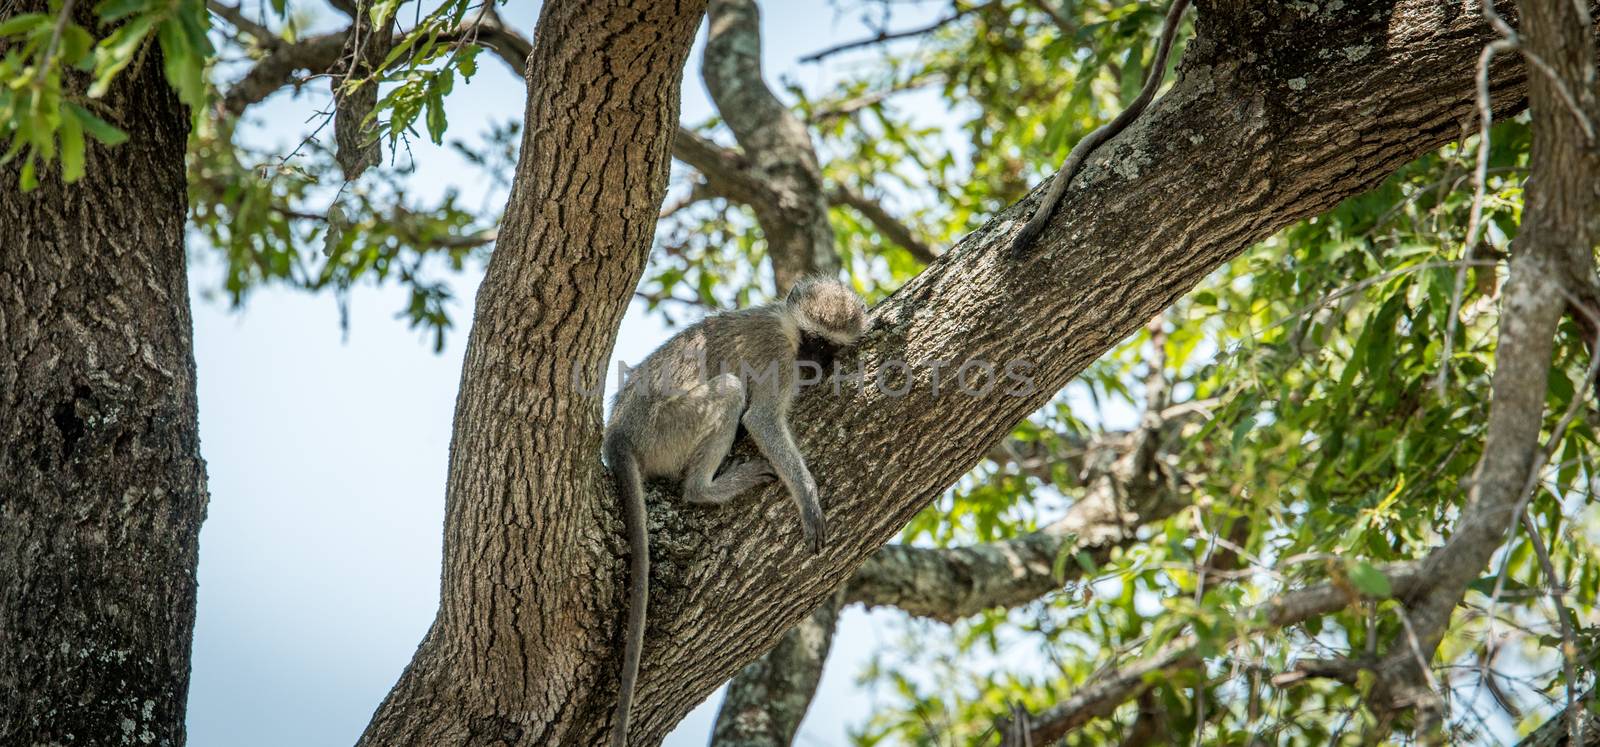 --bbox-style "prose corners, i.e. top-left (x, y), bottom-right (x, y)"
top-left (185, 0), bottom-right (1582, 743)
top-left (0, 9), bottom-right (208, 746)
top-left (350, 1), bottom-right (1582, 743)
top-left (702, 0), bottom-right (838, 292)
top-left (355, 1), bottom-right (708, 743)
